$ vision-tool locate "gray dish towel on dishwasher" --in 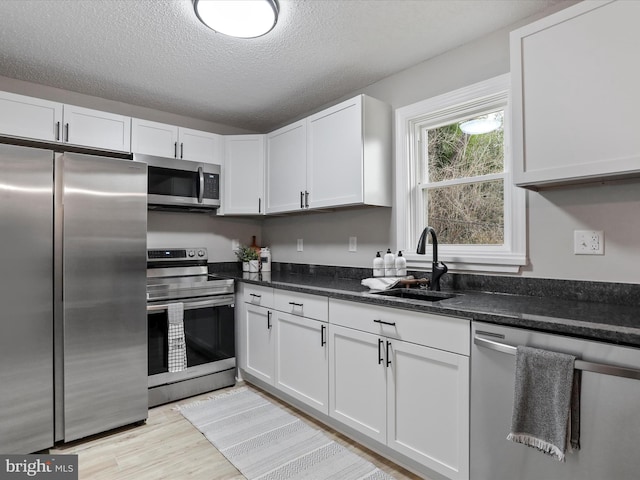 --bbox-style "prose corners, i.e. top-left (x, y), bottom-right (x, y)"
top-left (507, 345), bottom-right (580, 461)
